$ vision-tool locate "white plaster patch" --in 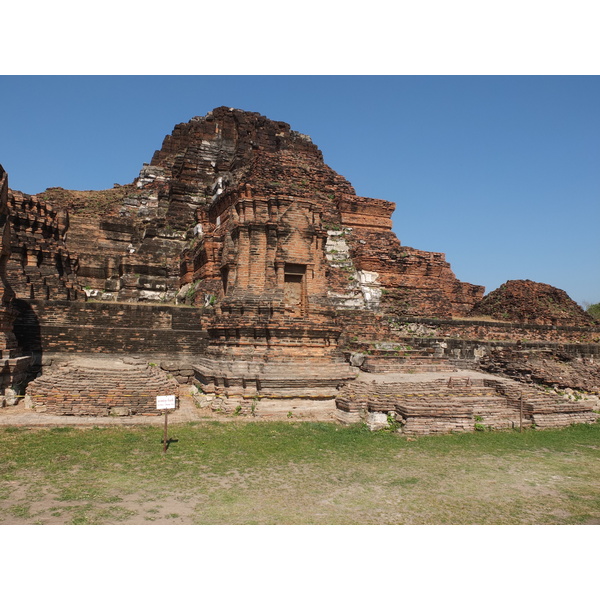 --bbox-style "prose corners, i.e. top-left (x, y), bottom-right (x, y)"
top-left (357, 270), bottom-right (381, 309)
